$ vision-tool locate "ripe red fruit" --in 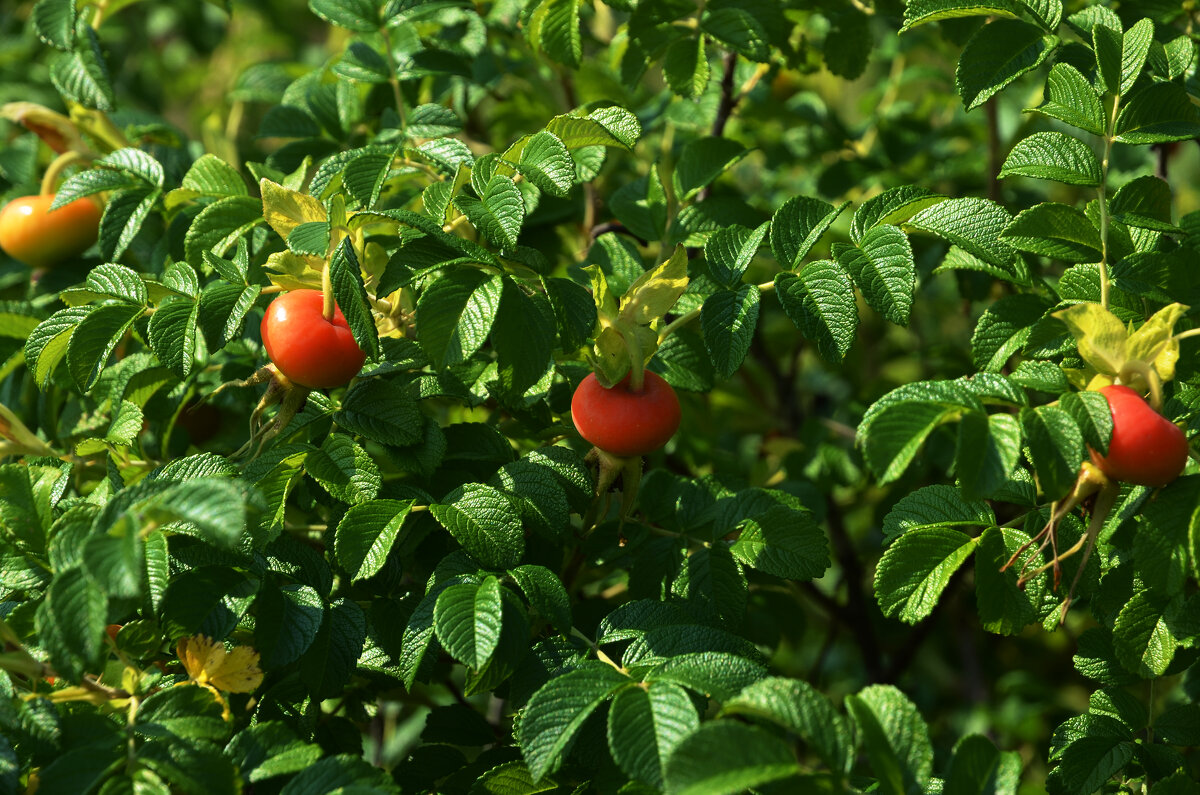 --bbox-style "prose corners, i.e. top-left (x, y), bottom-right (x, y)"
top-left (260, 289), bottom-right (366, 389)
top-left (1088, 384), bottom-right (1189, 487)
top-left (0, 193), bottom-right (102, 269)
top-left (571, 370), bottom-right (681, 457)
